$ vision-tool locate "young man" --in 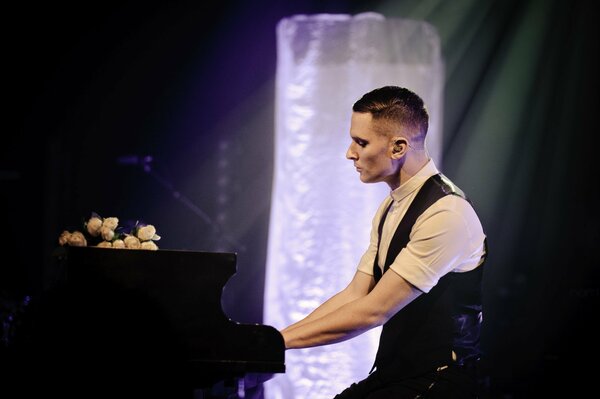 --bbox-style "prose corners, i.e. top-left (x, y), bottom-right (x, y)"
top-left (281, 86), bottom-right (487, 398)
